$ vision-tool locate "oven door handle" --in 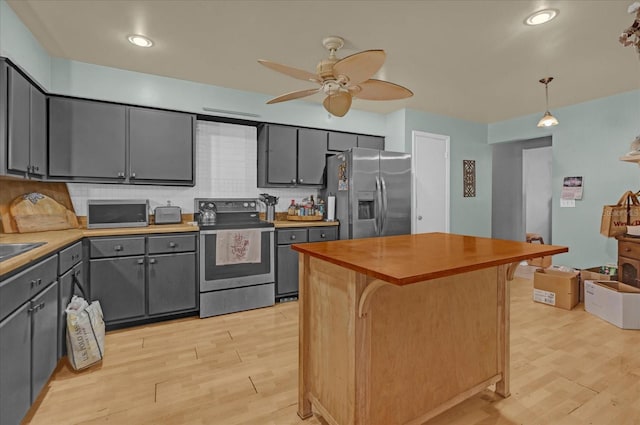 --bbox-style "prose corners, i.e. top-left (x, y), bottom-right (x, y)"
top-left (200, 228), bottom-right (275, 235)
